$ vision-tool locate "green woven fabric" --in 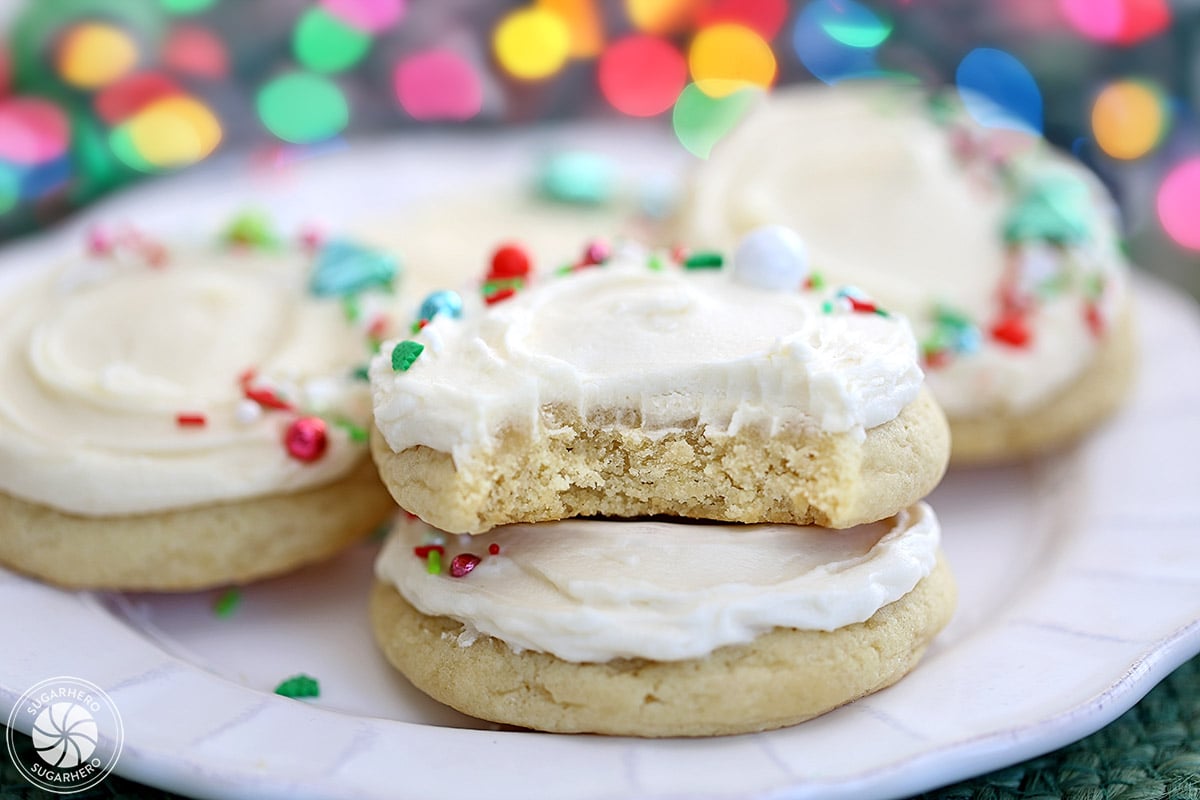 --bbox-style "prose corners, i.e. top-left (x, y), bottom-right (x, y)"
top-left (3, 654), bottom-right (1199, 799)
